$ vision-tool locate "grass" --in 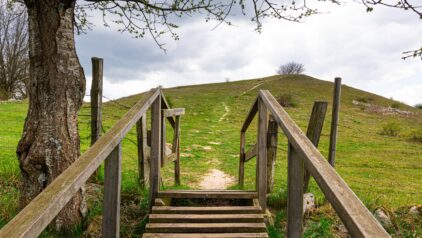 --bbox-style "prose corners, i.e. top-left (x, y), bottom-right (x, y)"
top-left (0, 74), bottom-right (421, 236)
